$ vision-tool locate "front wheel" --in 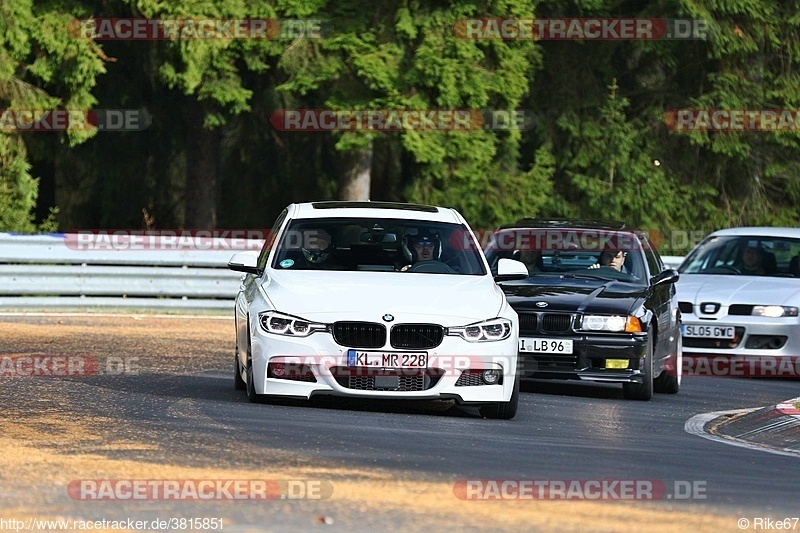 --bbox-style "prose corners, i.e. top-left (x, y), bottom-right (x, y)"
top-left (244, 326), bottom-right (269, 403)
top-left (245, 349), bottom-right (268, 403)
top-left (234, 348), bottom-right (246, 391)
top-left (655, 335), bottom-right (681, 394)
top-left (479, 368), bottom-right (520, 419)
top-left (623, 332), bottom-right (654, 401)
